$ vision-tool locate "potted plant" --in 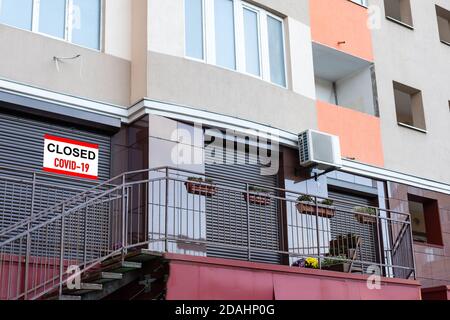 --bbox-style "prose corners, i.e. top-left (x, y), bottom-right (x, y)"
top-left (185, 177), bottom-right (217, 197)
top-left (292, 257), bottom-right (319, 269)
top-left (296, 195), bottom-right (336, 219)
top-left (244, 186), bottom-right (272, 206)
top-left (321, 255), bottom-right (350, 273)
top-left (354, 206), bottom-right (377, 224)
